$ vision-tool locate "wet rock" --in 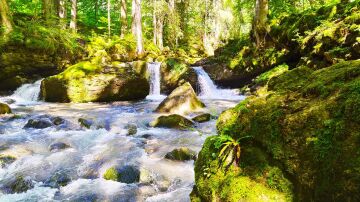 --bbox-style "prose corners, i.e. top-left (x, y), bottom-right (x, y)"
top-left (1, 98), bottom-right (16, 105)
top-left (51, 117), bottom-right (65, 126)
top-left (103, 165), bottom-right (140, 184)
top-left (45, 171), bottom-right (71, 188)
top-left (0, 103), bottom-right (11, 114)
top-left (125, 124), bottom-right (137, 136)
top-left (155, 177), bottom-right (171, 192)
top-left (49, 142), bottom-right (70, 152)
top-left (78, 118), bottom-right (93, 129)
top-left (3, 175), bottom-right (34, 194)
top-left (150, 114), bottom-right (194, 129)
top-left (192, 113), bottom-right (211, 123)
top-left (155, 82), bottom-right (205, 115)
top-left (139, 168), bottom-right (153, 185)
top-left (0, 155), bottom-right (16, 168)
top-left (141, 134), bottom-right (153, 139)
top-left (165, 147), bottom-right (197, 161)
top-left (24, 118), bottom-right (53, 129)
